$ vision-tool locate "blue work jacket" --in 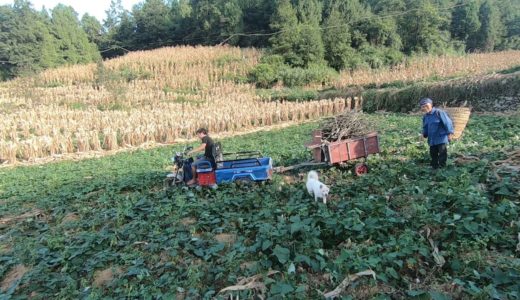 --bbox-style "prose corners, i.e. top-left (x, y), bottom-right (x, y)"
top-left (422, 107), bottom-right (454, 146)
